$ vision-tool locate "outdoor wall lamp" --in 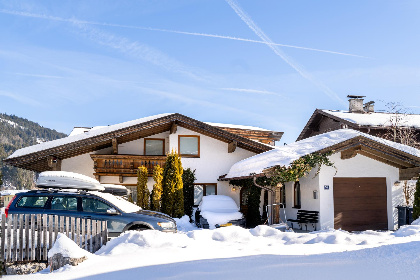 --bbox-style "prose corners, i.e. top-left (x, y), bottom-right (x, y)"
top-left (231, 186), bottom-right (237, 192)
